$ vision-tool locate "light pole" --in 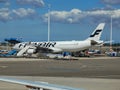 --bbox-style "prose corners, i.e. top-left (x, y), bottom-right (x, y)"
top-left (110, 16), bottom-right (113, 52)
top-left (48, 4), bottom-right (51, 42)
